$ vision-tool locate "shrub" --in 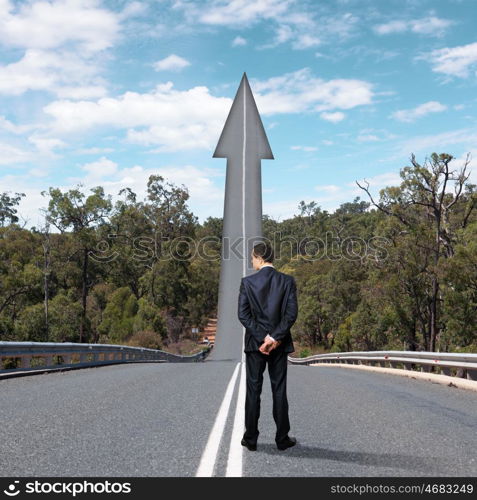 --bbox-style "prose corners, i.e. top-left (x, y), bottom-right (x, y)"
top-left (128, 330), bottom-right (162, 350)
